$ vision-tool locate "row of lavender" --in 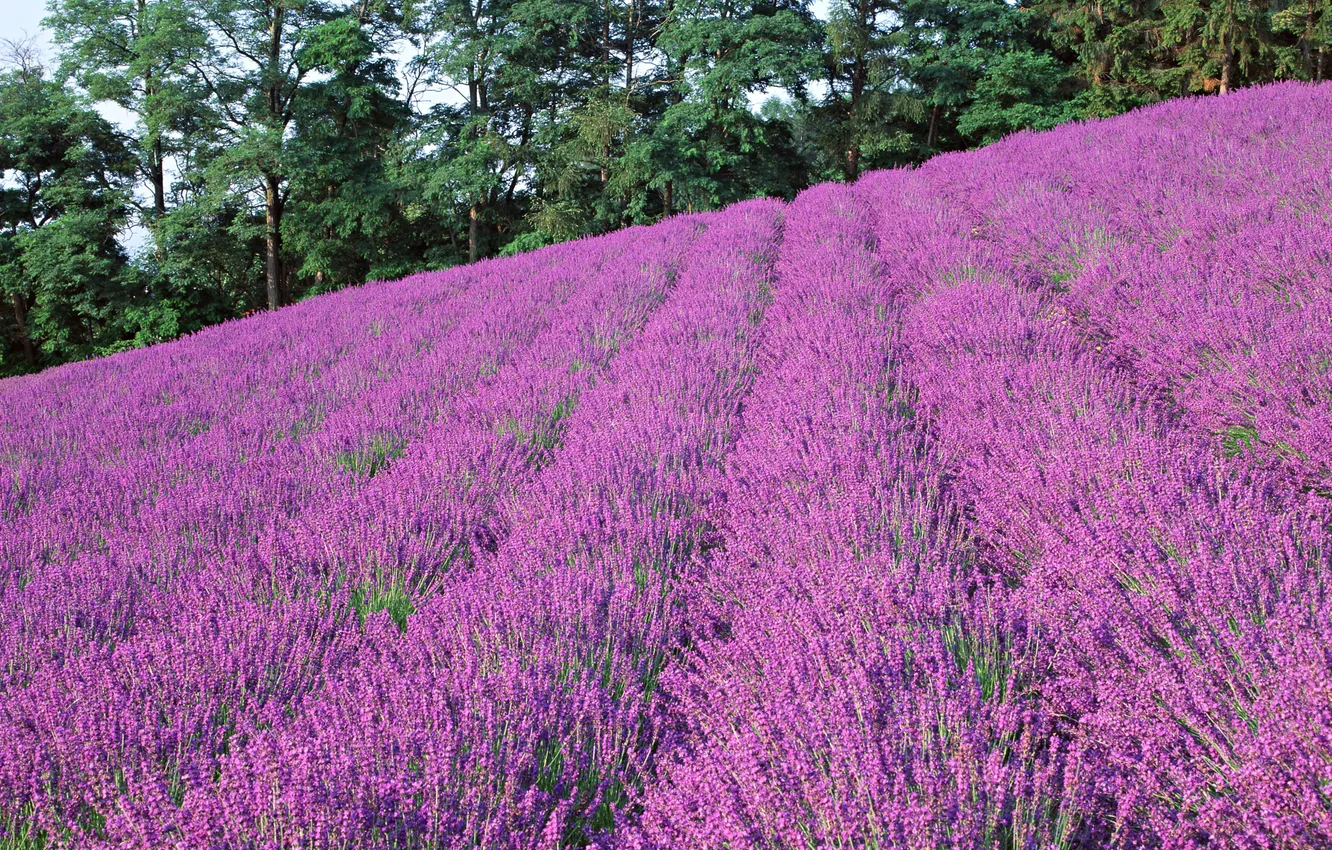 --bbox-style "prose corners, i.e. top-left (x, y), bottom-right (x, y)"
top-left (632, 182), bottom-right (1069, 847)
top-left (0, 212), bottom-right (715, 844)
top-left (923, 85), bottom-right (1332, 844)
top-left (2, 81), bottom-right (1331, 847)
top-left (626, 83), bottom-right (1332, 846)
top-left (180, 199), bottom-right (788, 845)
